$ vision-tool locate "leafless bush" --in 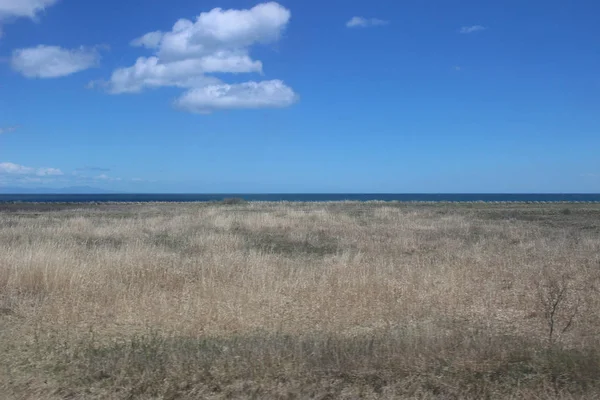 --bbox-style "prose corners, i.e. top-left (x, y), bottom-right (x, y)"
top-left (537, 271), bottom-right (581, 346)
